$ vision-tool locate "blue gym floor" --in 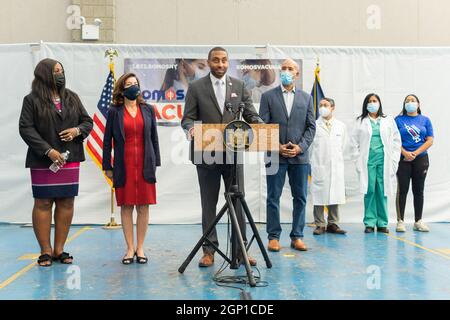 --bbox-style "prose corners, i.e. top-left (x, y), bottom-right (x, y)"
top-left (0, 223), bottom-right (449, 300)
